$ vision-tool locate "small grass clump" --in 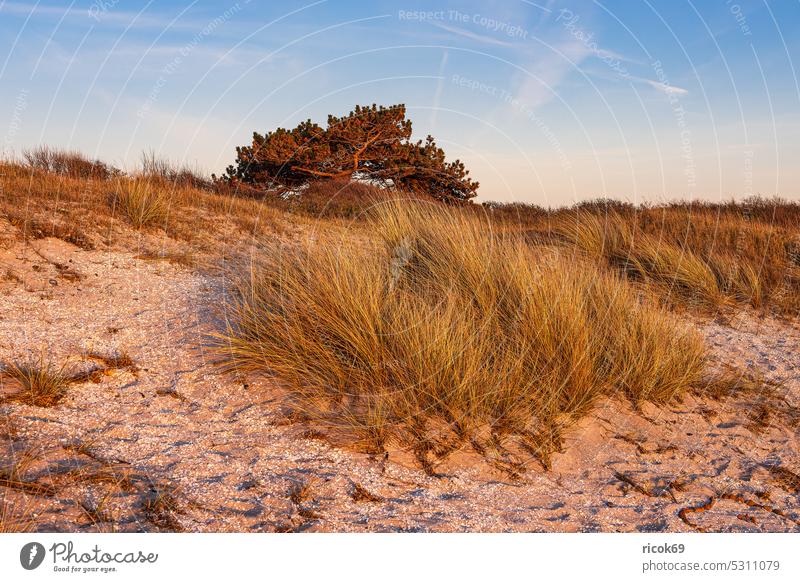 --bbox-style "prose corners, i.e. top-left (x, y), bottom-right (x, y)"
top-left (0, 350), bottom-right (139, 408)
top-left (1, 355), bottom-right (72, 407)
top-left (219, 199), bottom-right (706, 466)
top-left (110, 179), bottom-right (169, 229)
top-left (350, 482), bottom-right (383, 503)
top-left (0, 447), bottom-right (55, 497)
